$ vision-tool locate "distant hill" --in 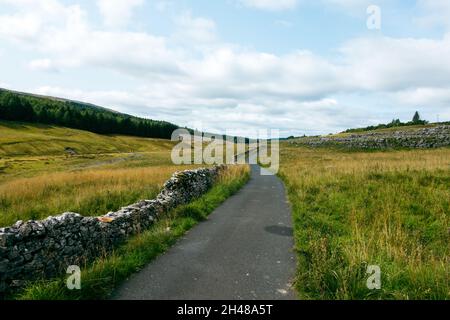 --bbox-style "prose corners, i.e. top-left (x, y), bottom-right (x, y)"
top-left (342, 112), bottom-right (434, 134)
top-left (0, 120), bottom-right (177, 157)
top-left (287, 123), bottom-right (450, 149)
top-left (0, 88), bottom-right (179, 139)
